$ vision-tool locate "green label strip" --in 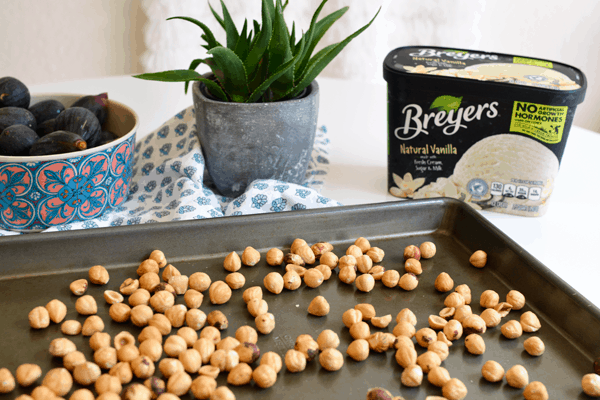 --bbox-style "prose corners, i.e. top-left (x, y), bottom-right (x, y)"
top-left (513, 56), bottom-right (553, 68)
top-left (510, 101), bottom-right (568, 144)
